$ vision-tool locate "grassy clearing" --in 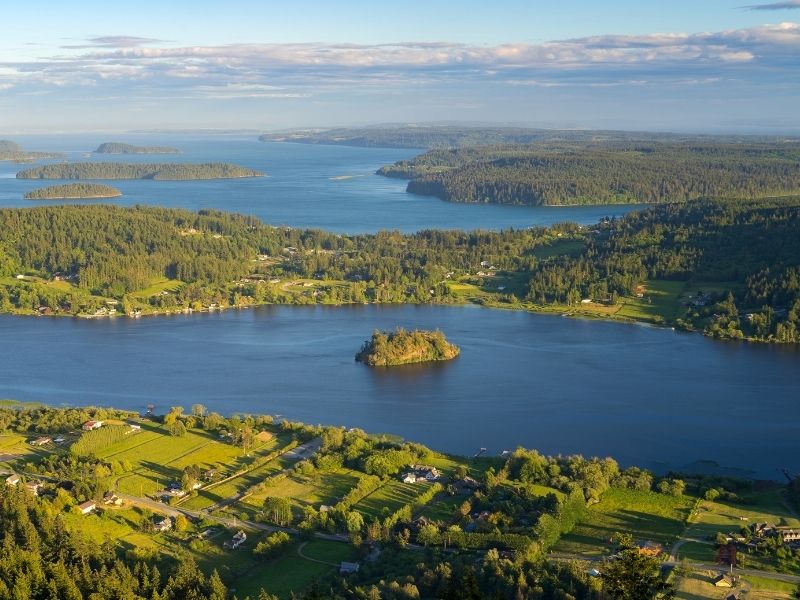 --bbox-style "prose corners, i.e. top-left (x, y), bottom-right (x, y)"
top-left (418, 494), bottom-right (463, 523)
top-left (129, 277), bottom-right (183, 299)
top-left (554, 488), bottom-right (693, 557)
top-left (616, 280), bottom-right (685, 322)
top-left (101, 422), bottom-right (285, 497)
top-left (355, 480), bottom-right (433, 519)
top-left (232, 540), bottom-right (354, 599)
top-left (683, 487), bottom-right (800, 542)
top-left (244, 469), bottom-right (362, 512)
top-left (0, 433), bottom-right (32, 454)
